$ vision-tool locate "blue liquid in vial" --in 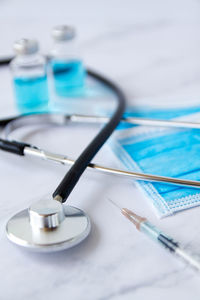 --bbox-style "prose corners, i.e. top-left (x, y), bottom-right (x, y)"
top-left (13, 75), bottom-right (49, 113)
top-left (52, 60), bottom-right (85, 97)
